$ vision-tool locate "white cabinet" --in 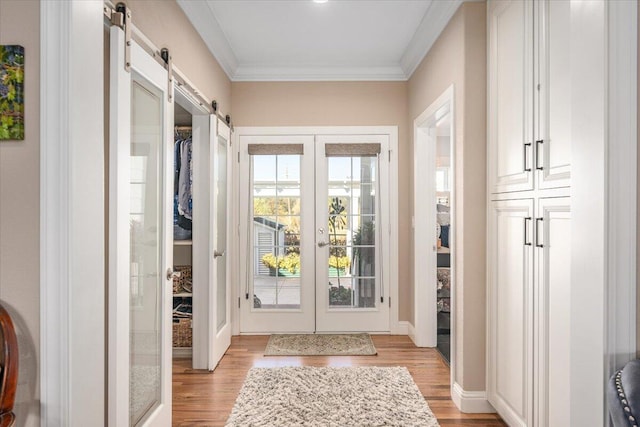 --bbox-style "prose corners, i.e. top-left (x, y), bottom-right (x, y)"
top-left (534, 197), bottom-right (571, 427)
top-left (488, 197), bottom-right (571, 427)
top-left (488, 0), bottom-right (534, 193)
top-left (535, 1), bottom-right (571, 190)
top-left (489, 0), bottom-right (571, 194)
top-left (487, 199), bottom-right (534, 427)
top-left (488, 0), bottom-right (576, 425)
